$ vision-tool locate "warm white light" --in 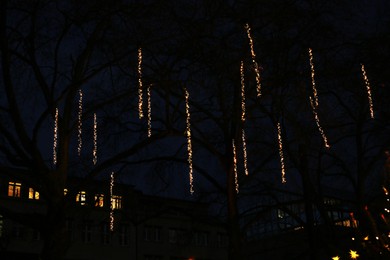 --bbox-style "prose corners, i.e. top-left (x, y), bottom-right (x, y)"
top-left (53, 108), bottom-right (59, 165)
top-left (277, 122), bottom-right (286, 183)
top-left (331, 256), bottom-right (340, 260)
top-left (242, 130), bottom-right (249, 176)
top-left (349, 249), bottom-right (359, 259)
top-left (244, 23), bottom-right (262, 97)
top-left (93, 113), bottom-right (97, 165)
top-left (308, 48), bottom-right (319, 108)
top-left (361, 64), bottom-right (375, 119)
top-left (110, 172), bottom-right (114, 231)
top-left (232, 139), bottom-right (239, 193)
top-left (309, 97), bottom-right (330, 149)
top-left (240, 61), bottom-right (246, 122)
top-left (147, 85), bottom-right (152, 137)
top-left (185, 88), bottom-right (194, 194)
top-left (78, 89), bottom-right (83, 156)
top-left (138, 47), bottom-right (144, 119)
